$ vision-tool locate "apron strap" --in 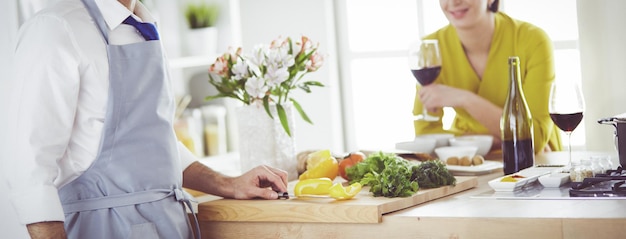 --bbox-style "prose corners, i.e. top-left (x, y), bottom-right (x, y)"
top-left (81, 0), bottom-right (110, 43)
top-left (62, 188), bottom-right (201, 239)
top-left (63, 189), bottom-right (174, 213)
